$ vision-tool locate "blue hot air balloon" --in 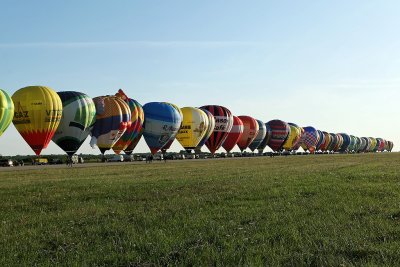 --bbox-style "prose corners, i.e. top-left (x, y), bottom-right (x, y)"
top-left (142, 102), bottom-right (182, 154)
